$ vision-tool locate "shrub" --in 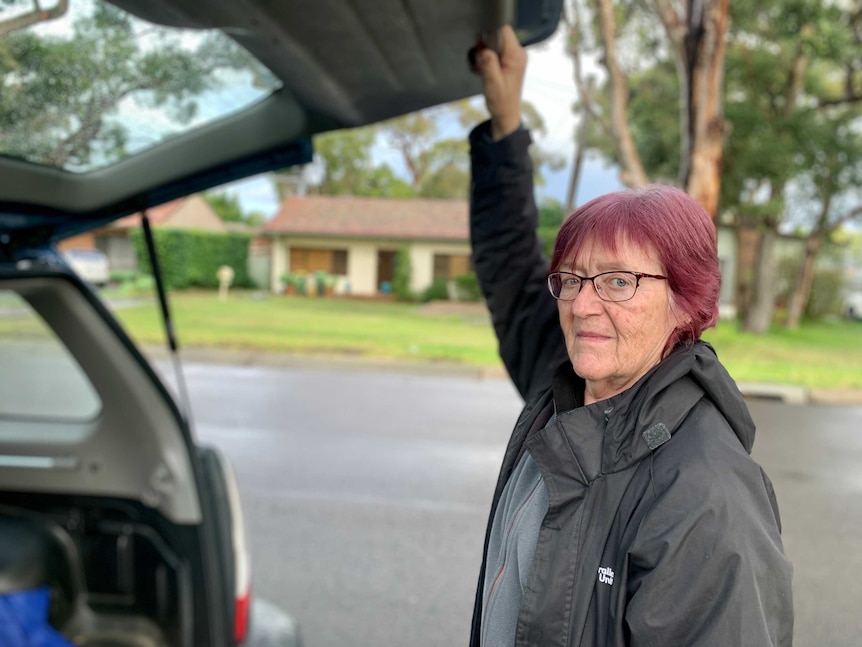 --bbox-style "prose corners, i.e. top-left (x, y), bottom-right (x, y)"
top-left (130, 229), bottom-right (253, 290)
top-left (280, 272), bottom-right (308, 295)
top-left (393, 248), bottom-right (414, 301)
top-left (312, 270), bottom-right (336, 296)
top-left (453, 272), bottom-right (482, 302)
top-left (109, 269), bottom-right (137, 285)
top-left (420, 278), bottom-right (449, 302)
top-left (806, 268), bottom-right (844, 319)
top-left (775, 254), bottom-right (844, 321)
